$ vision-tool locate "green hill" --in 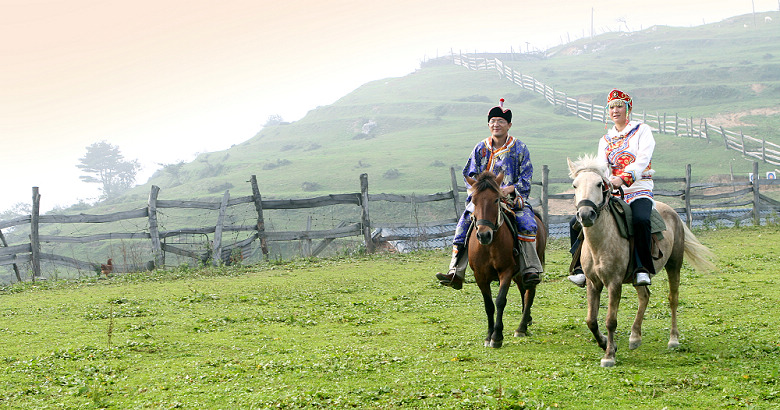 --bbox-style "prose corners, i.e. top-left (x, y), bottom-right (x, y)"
top-left (115, 11), bottom-right (780, 206)
top-left (3, 11), bottom-right (779, 280)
